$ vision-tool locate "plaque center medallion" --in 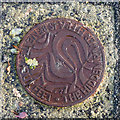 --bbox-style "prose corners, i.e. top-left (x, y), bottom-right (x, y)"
top-left (16, 18), bottom-right (105, 107)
